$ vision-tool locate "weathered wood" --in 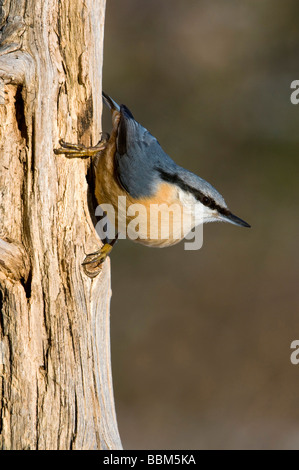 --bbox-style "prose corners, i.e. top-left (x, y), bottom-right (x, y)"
top-left (0, 0), bottom-right (122, 450)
